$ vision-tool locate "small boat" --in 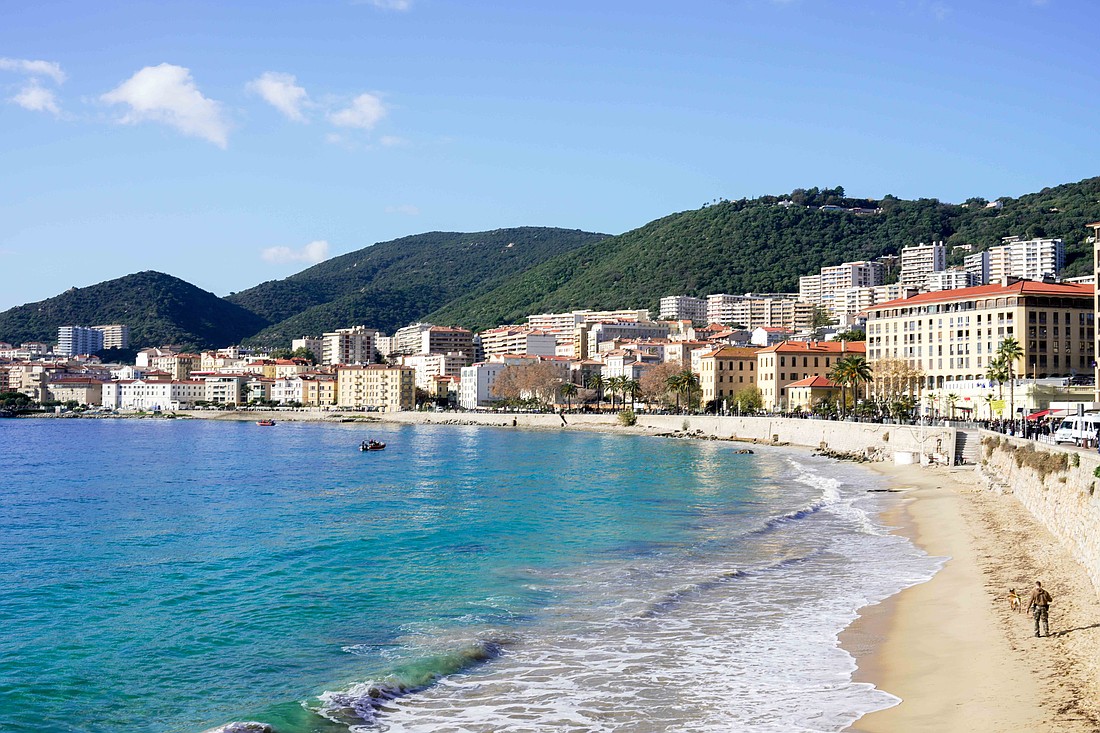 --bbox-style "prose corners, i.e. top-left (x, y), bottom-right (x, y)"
top-left (360, 440), bottom-right (386, 451)
top-left (256, 419), bottom-right (276, 426)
